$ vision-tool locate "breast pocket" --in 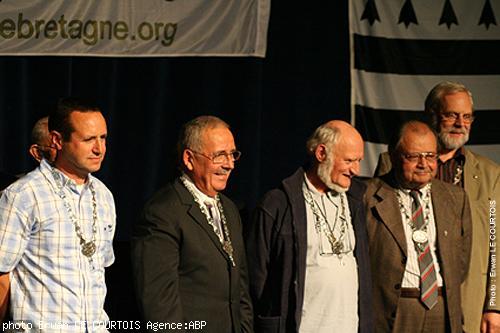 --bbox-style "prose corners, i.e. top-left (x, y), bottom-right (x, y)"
top-left (33, 207), bottom-right (77, 259)
top-left (98, 222), bottom-right (115, 267)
